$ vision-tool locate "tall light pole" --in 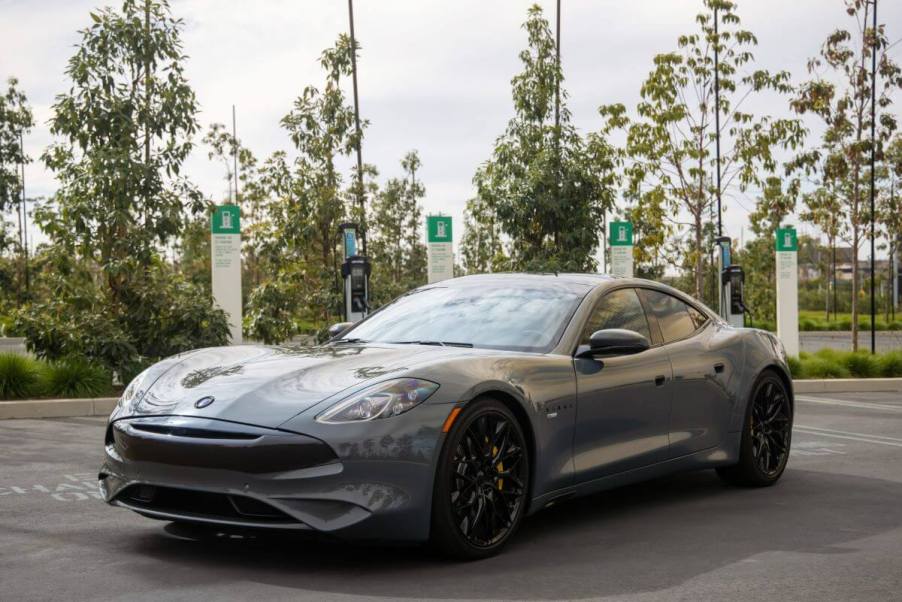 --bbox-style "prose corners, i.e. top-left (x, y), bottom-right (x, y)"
top-left (232, 105), bottom-right (239, 204)
top-left (348, 0), bottom-right (366, 256)
top-left (869, 0), bottom-right (877, 354)
top-left (554, 0), bottom-right (561, 239)
top-left (714, 4), bottom-right (723, 238)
